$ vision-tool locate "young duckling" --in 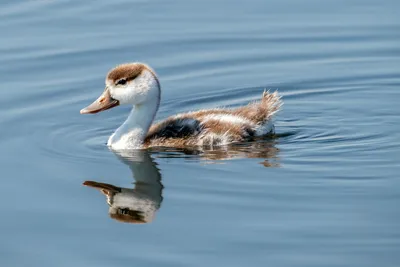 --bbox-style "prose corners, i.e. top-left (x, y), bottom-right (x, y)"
top-left (80, 63), bottom-right (282, 149)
